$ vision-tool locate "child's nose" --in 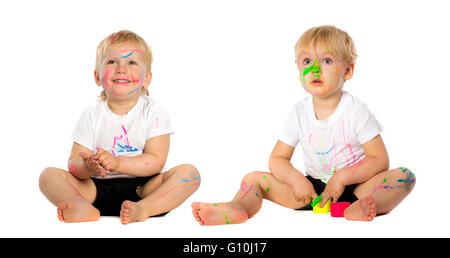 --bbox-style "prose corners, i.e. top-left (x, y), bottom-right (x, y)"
top-left (312, 59), bottom-right (321, 74)
top-left (116, 63), bottom-right (128, 74)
